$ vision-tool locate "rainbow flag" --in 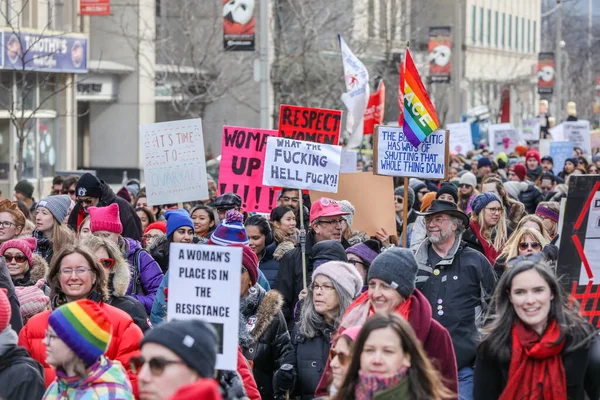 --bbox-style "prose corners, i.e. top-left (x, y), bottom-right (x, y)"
top-left (401, 48), bottom-right (439, 147)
